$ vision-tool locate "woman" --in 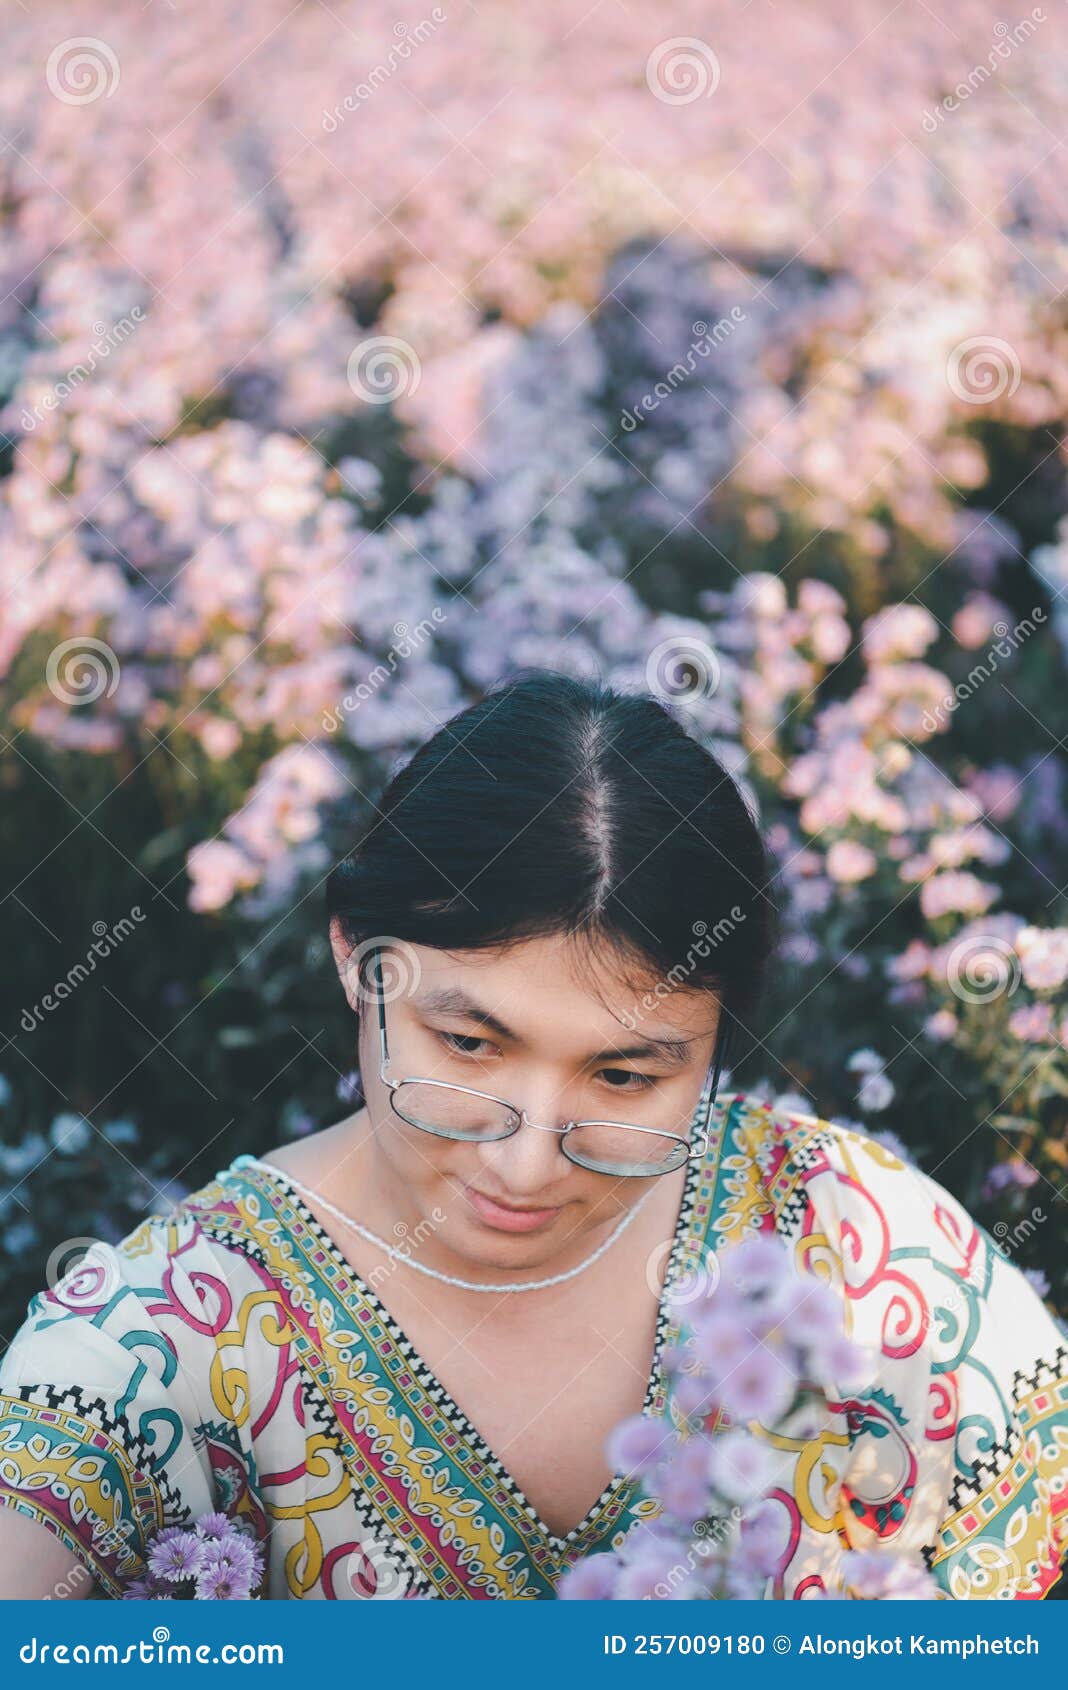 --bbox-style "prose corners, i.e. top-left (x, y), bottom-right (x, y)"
top-left (0, 672), bottom-right (1065, 1600)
